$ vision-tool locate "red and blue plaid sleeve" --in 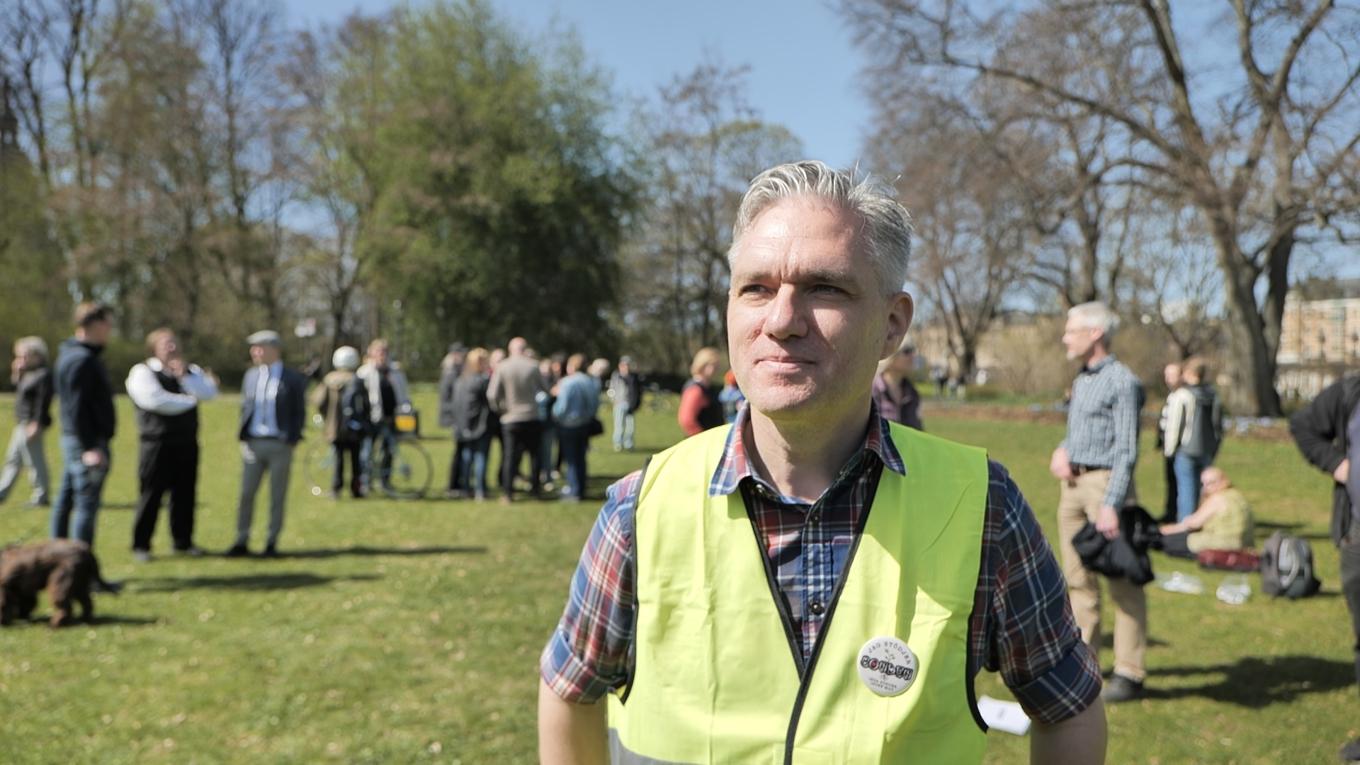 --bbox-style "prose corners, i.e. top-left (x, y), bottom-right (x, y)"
top-left (976, 460), bottom-right (1103, 724)
top-left (539, 470), bottom-right (642, 703)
